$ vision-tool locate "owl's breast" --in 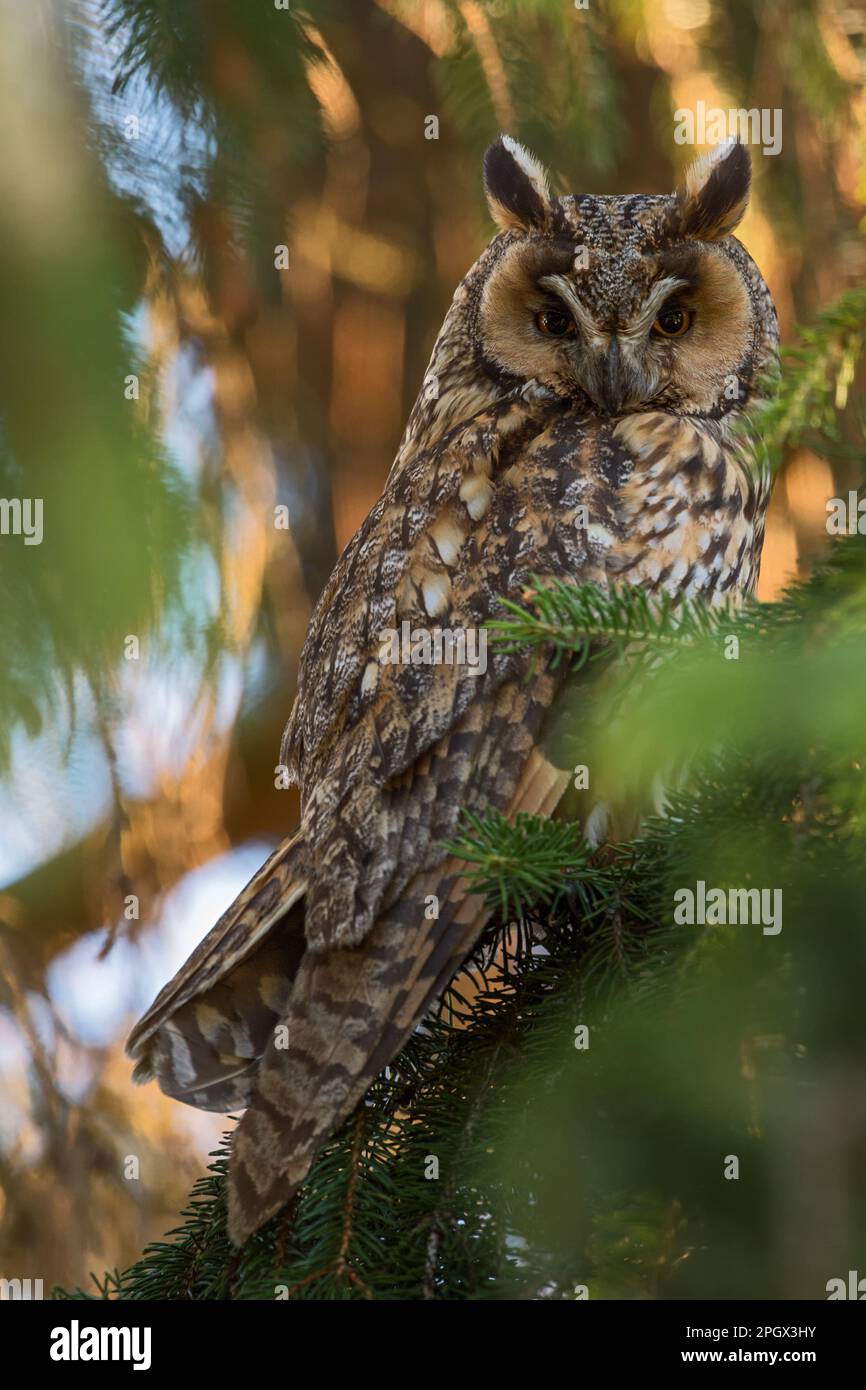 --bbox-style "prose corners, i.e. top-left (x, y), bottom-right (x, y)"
top-left (599, 411), bottom-right (768, 603)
